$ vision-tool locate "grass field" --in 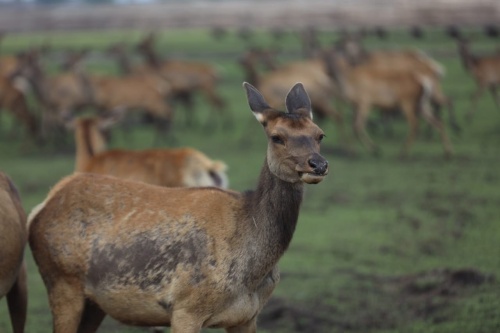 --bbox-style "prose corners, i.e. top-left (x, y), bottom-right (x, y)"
top-left (0, 26), bottom-right (500, 333)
